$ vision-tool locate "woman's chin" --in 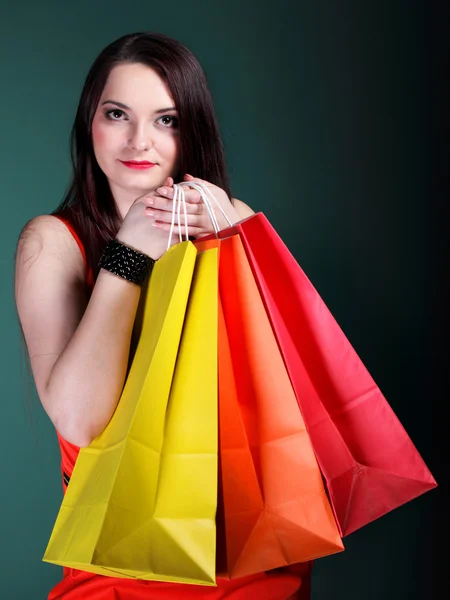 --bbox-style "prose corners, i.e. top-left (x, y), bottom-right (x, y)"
top-left (120, 175), bottom-right (165, 196)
